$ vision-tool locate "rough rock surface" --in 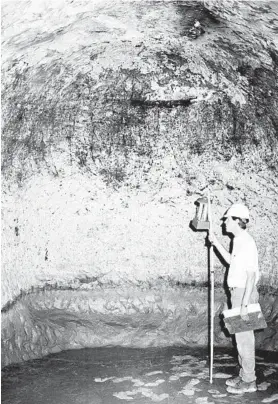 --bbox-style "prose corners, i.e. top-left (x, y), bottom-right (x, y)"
top-left (2, 286), bottom-right (278, 368)
top-left (1, 0), bottom-right (278, 365)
